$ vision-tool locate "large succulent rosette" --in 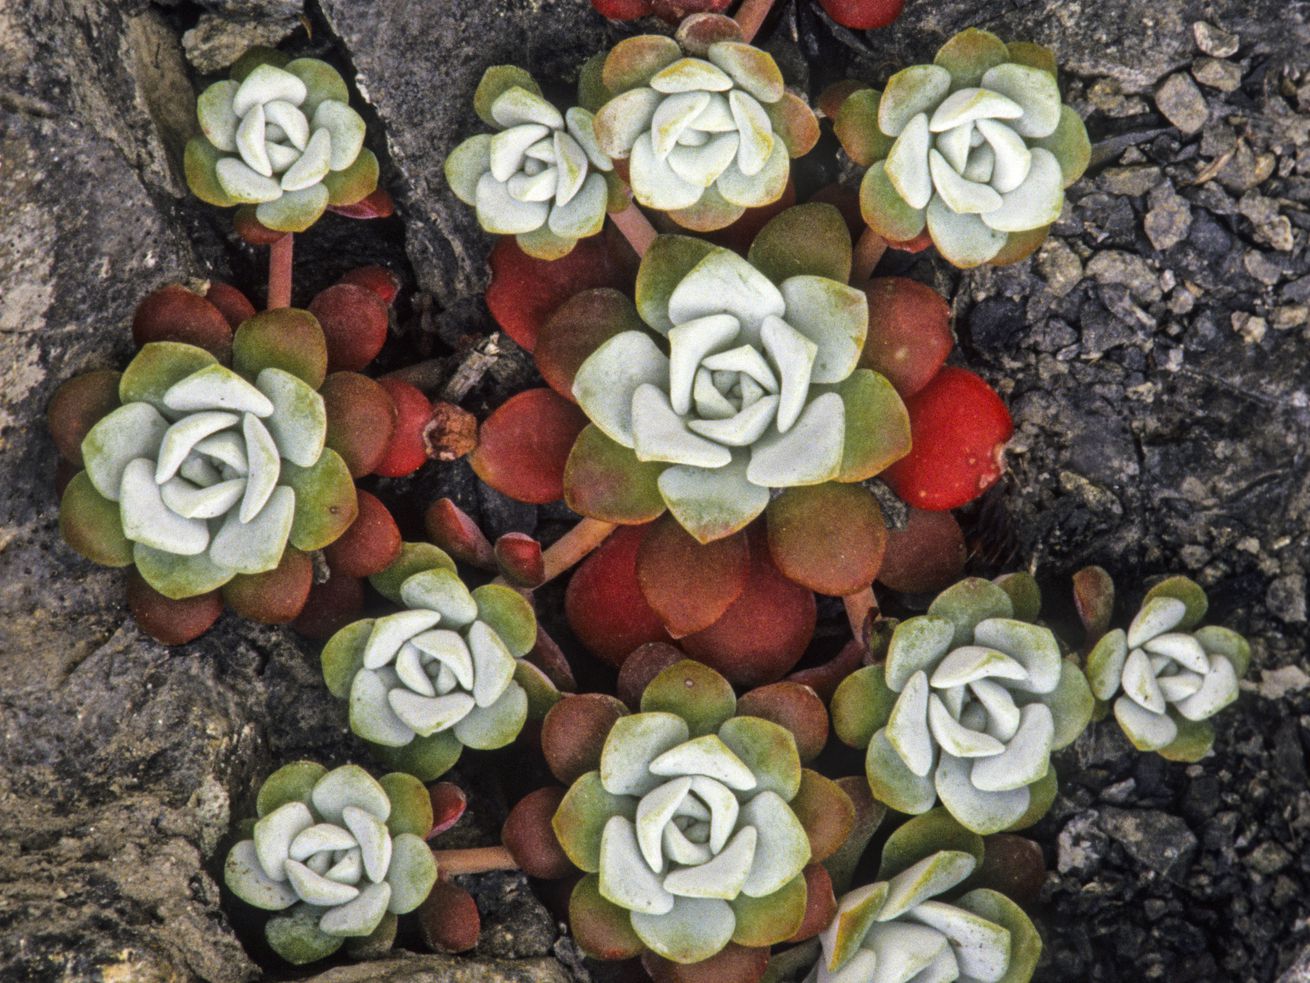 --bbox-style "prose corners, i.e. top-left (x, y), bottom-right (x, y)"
top-left (1086, 577), bottom-right (1249, 762)
top-left (833, 28), bottom-right (1090, 267)
top-left (808, 847), bottom-right (1040, 983)
top-left (224, 762), bottom-right (437, 964)
top-left (186, 53), bottom-right (378, 232)
top-left (446, 66), bottom-right (620, 260)
top-left (501, 661), bottom-right (854, 977)
top-left (591, 16), bottom-right (819, 230)
top-left (322, 552), bottom-right (557, 780)
top-left (832, 577), bottom-right (1093, 833)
